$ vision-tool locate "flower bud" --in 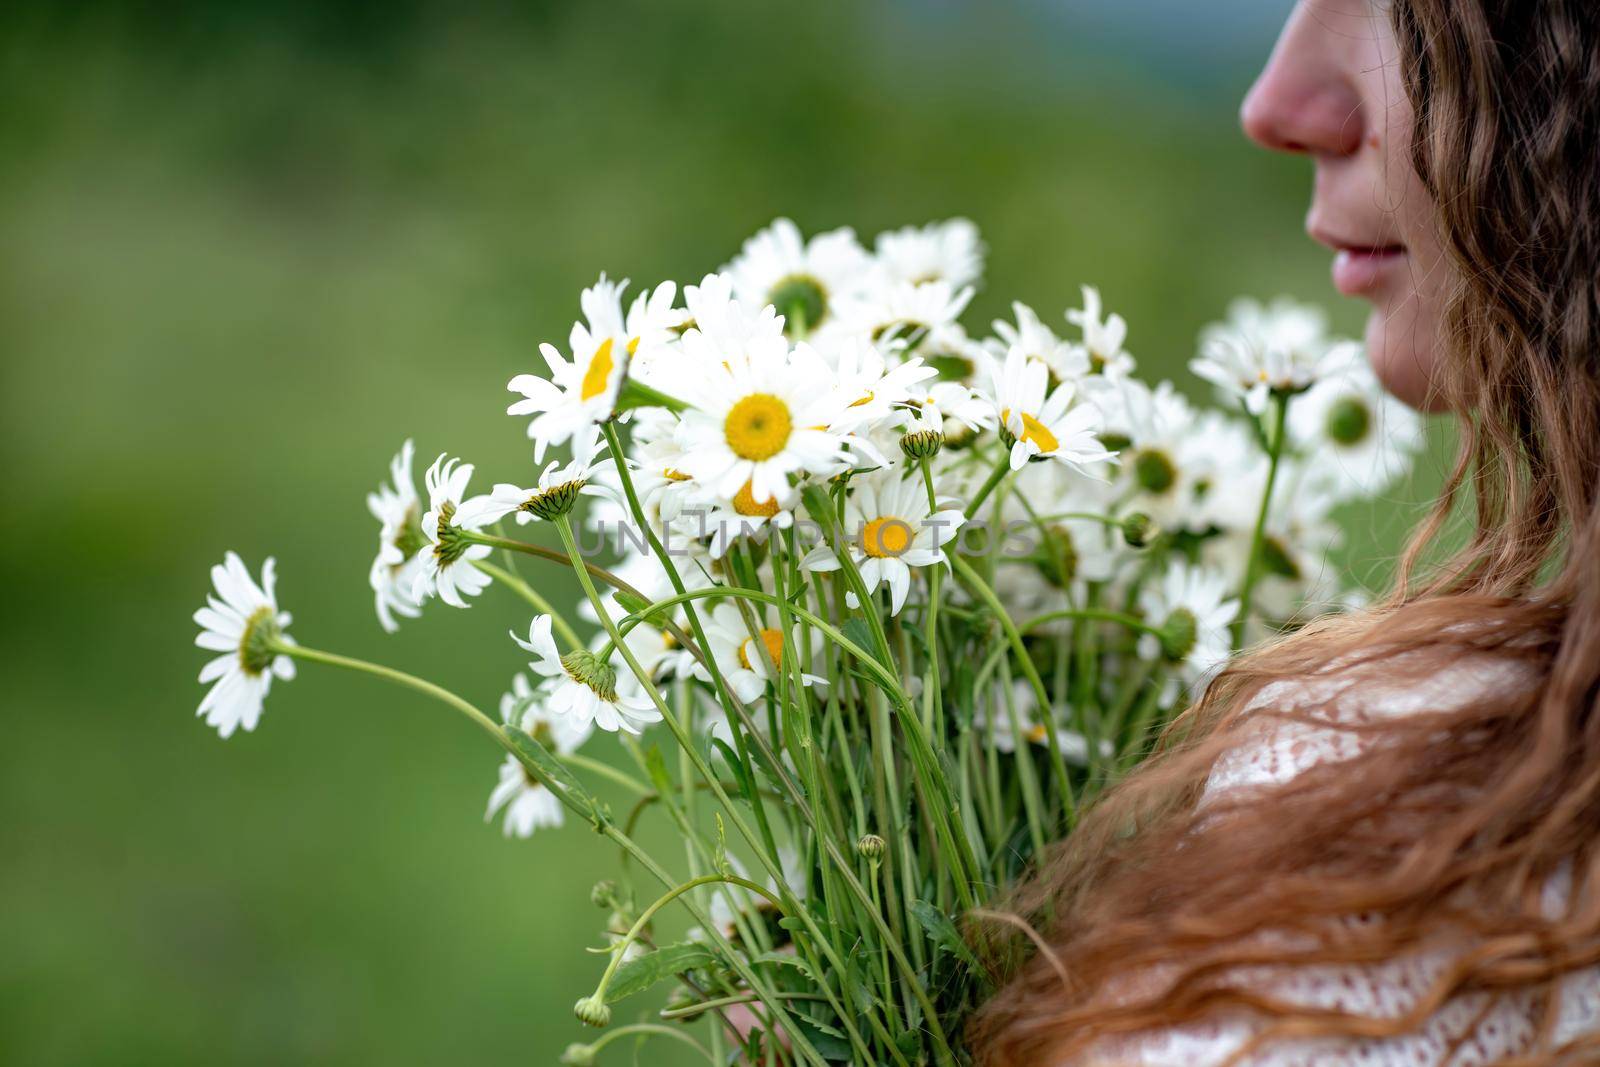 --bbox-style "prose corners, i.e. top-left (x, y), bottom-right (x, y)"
top-left (1120, 513), bottom-right (1157, 548)
top-left (561, 1044), bottom-right (598, 1066)
top-left (573, 994), bottom-right (612, 1029)
top-left (856, 833), bottom-right (886, 861)
top-left (1159, 607), bottom-right (1198, 663)
top-left (590, 879), bottom-right (619, 910)
top-left (899, 428), bottom-right (943, 461)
